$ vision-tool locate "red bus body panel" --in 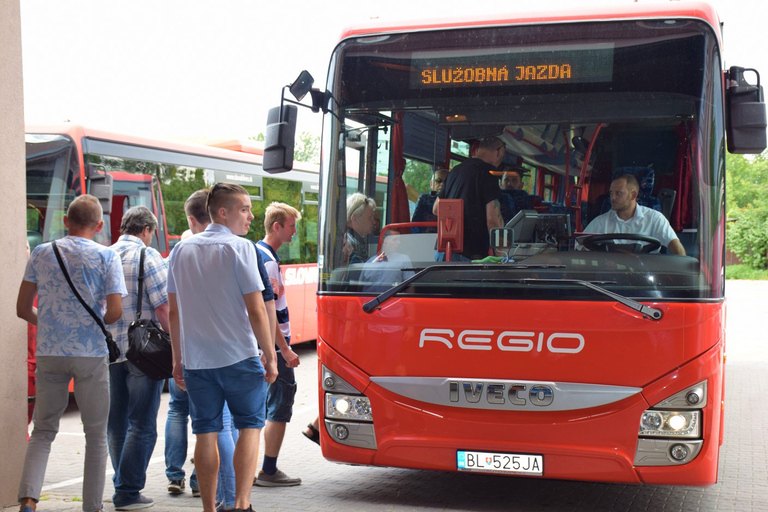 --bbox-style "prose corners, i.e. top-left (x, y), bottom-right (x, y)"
top-left (282, 263), bottom-right (318, 344)
top-left (339, 2), bottom-right (721, 47)
top-left (317, 296), bottom-right (724, 485)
